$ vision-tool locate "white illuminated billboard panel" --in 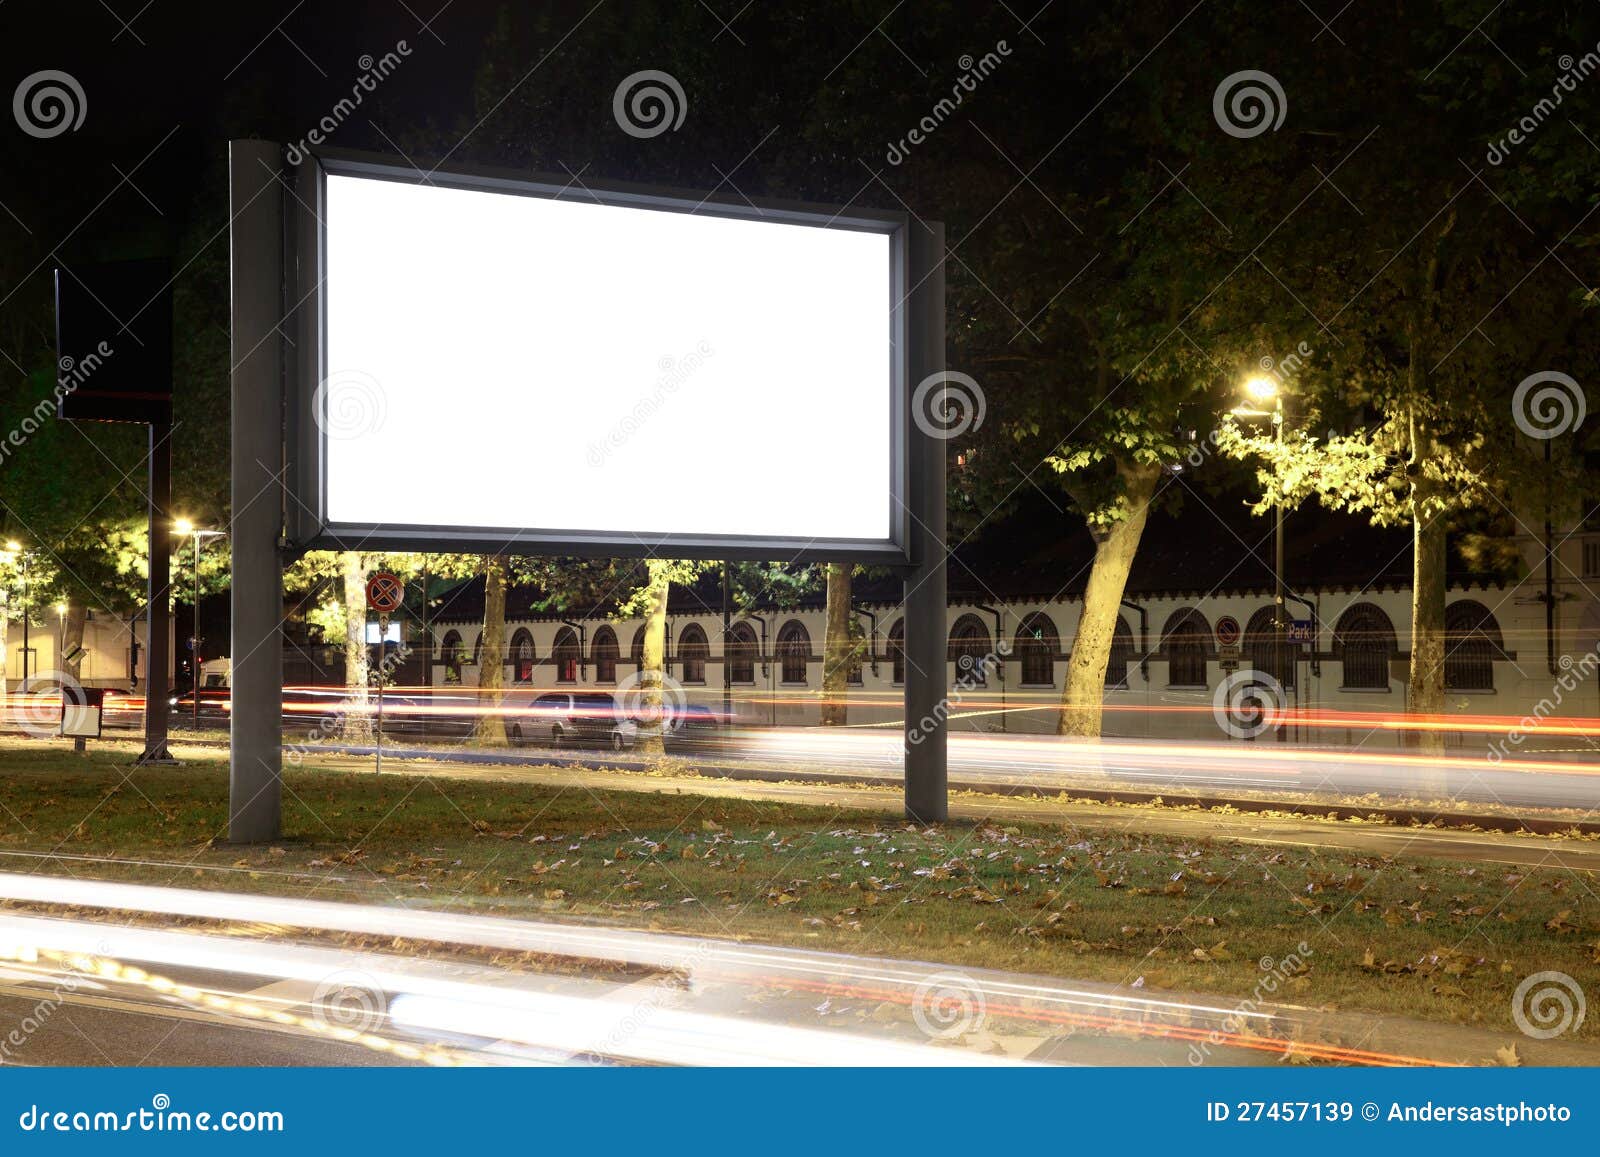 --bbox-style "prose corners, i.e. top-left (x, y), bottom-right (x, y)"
top-left (320, 172), bottom-right (897, 550)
